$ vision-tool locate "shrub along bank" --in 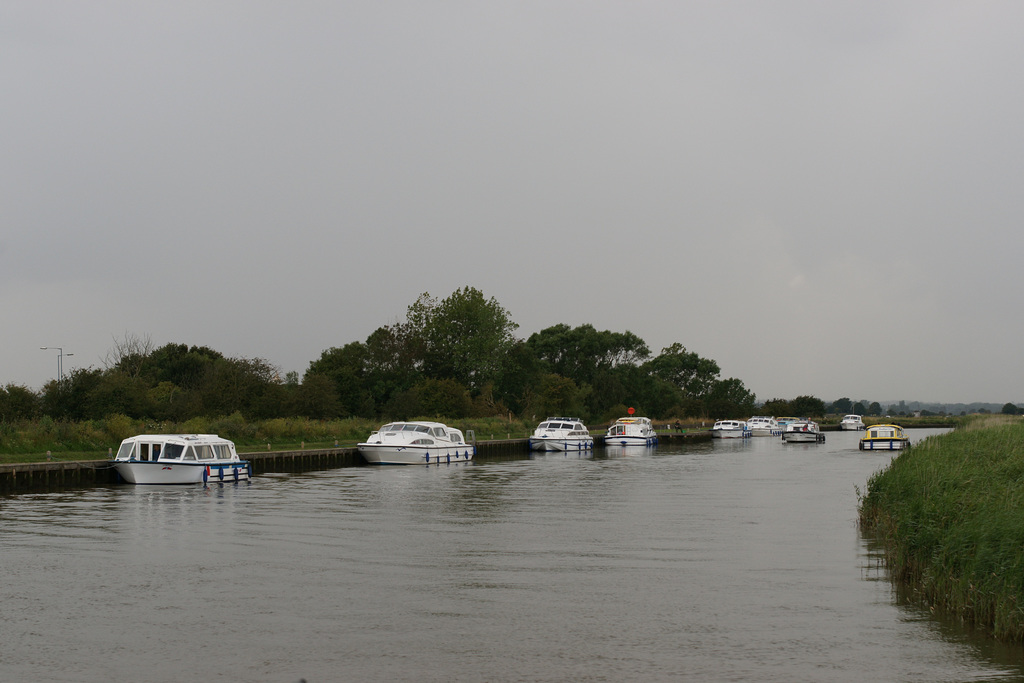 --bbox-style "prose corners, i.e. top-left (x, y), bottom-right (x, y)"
top-left (859, 415), bottom-right (1024, 641)
top-left (0, 414), bottom-right (531, 464)
top-left (0, 414), bottom-right (721, 464)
